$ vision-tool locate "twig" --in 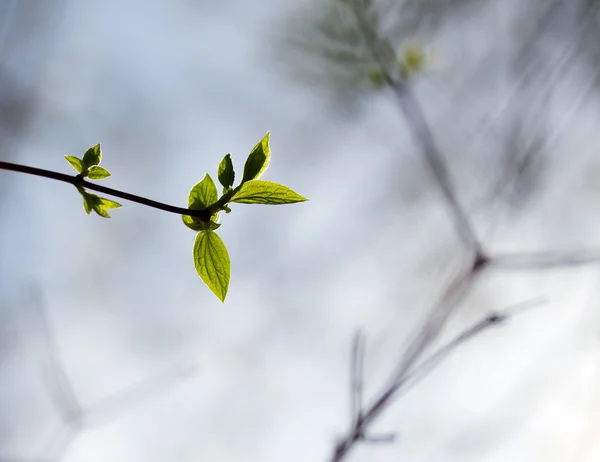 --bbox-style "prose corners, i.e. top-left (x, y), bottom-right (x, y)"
top-left (492, 252), bottom-right (600, 270)
top-left (400, 297), bottom-right (546, 394)
top-left (0, 286), bottom-right (200, 462)
top-left (0, 161), bottom-right (212, 220)
top-left (389, 81), bottom-right (484, 255)
top-left (27, 287), bottom-right (83, 425)
top-left (342, 0), bottom-right (484, 256)
top-left (350, 331), bottom-right (365, 432)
